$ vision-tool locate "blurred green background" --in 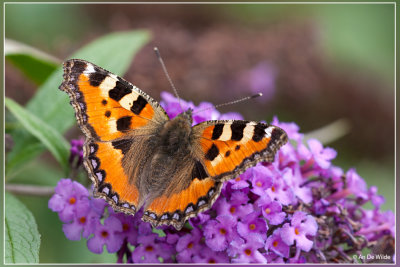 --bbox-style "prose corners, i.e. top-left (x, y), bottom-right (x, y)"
top-left (4, 3), bottom-right (395, 263)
